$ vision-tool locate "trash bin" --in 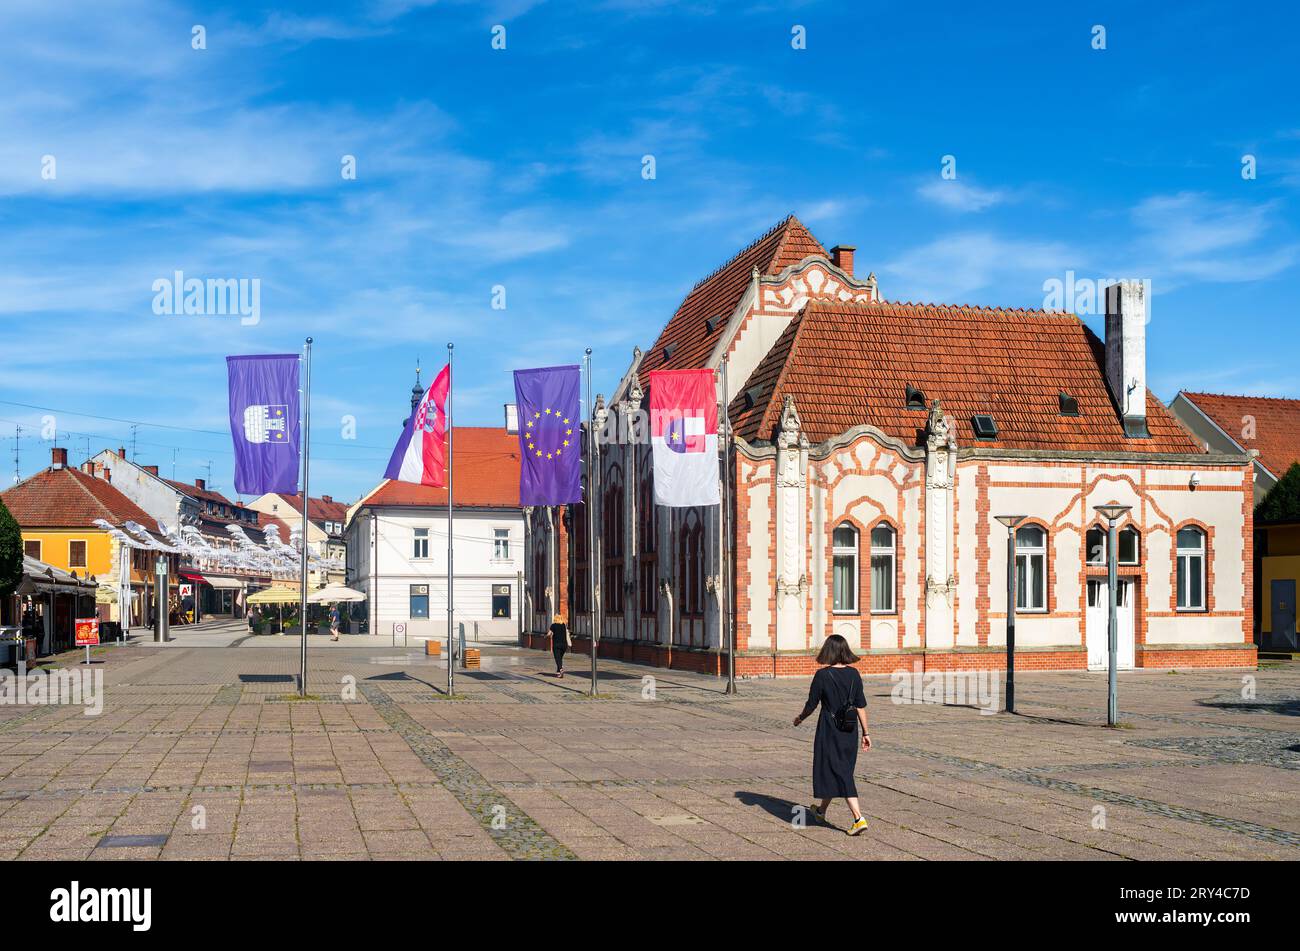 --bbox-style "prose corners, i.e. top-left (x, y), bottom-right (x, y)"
top-left (0, 626), bottom-right (22, 666)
